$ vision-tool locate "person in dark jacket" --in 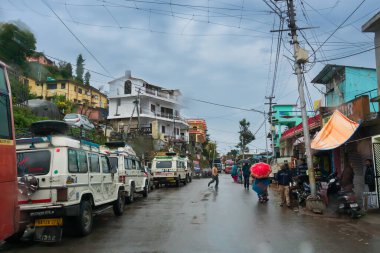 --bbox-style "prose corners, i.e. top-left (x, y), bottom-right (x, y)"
top-left (242, 162), bottom-right (251, 189)
top-left (364, 159), bottom-right (376, 192)
top-left (341, 163), bottom-right (354, 191)
top-left (276, 162), bottom-right (292, 207)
